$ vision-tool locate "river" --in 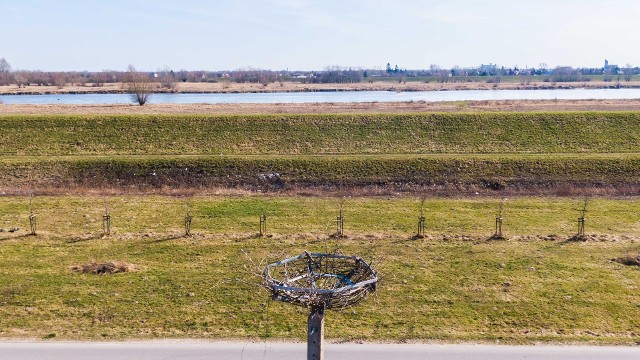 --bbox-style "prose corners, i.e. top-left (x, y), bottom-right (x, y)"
top-left (1, 88), bottom-right (639, 105)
